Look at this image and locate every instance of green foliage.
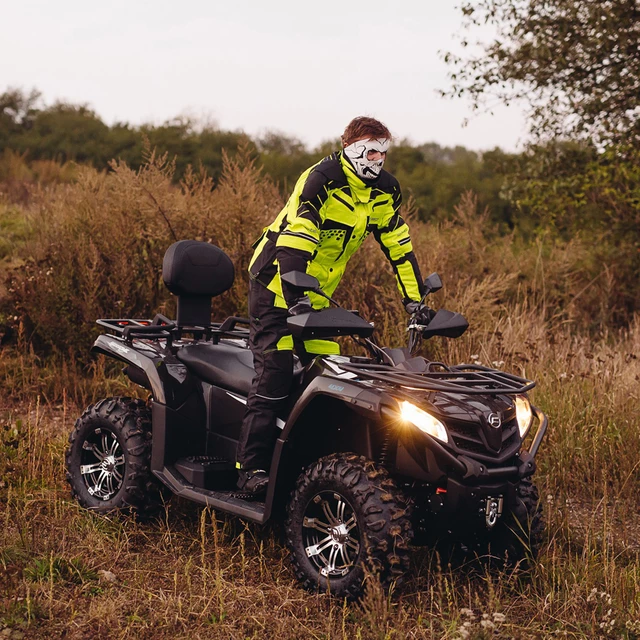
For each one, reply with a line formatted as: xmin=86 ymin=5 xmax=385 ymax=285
xmin=387 ymin=143 xmax=514 ymax=227
xmin=0 ymin=90 xmax=253 ymax=184
xmin=502 ymin=143 xmax=640 ymax=323
xmin=23 ymin=556 xmax=98 ymax=584
xmin=444 ymin=1 xmax=640 ymax=319
xmin=0 ymin=88 xmax=519 ymax=226
xmin=445 ymin=0 xmax=640 ymax=147
xmin=0 ymin=202 xmax=32 ymax=260
xmin=0 ymin=87 xmax=41 ymax=149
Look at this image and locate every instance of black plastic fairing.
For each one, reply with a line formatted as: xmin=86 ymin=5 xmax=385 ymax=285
xmin=150 ymin=395 xmax=207 ymax=471
xmin=287 ymin=308 xmax=374 ymax=339
xmin=421 ymin=309 xmax=468 ymax=339
xmin=92 ymin=334 xmax=206 ymax=409
xmin=278 ymin=375 xmax=382 ymax=444
xmin=123 ymin=364 xmax=151 ymax=390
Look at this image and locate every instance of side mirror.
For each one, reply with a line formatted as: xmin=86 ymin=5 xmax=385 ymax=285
xmin=280 ymin=271 xmax=321 ymax=293
xmin=424 ymin=272 xmax=443 ymax=295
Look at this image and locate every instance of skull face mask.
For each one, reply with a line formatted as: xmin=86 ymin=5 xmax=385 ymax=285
xmin=342 ymin=137 xmax=390 ymax=181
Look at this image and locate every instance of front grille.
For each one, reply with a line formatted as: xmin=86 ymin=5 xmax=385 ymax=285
xmin=452 ymin=438 xmax=487 ymax=455
xmin=447 ymin=417 xmax=521 ymax=463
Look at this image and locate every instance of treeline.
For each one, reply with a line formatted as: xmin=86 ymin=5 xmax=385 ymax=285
xmin=0 ymin=88 xmax=515 ymax=227
xmin=1 ymin=87 xmax=638 ymax=319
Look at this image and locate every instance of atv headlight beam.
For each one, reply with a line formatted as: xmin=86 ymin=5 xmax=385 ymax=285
xmin=514 ymin=395 xmax=533 ymax=438
xmin=400 ymin=401 xmax=448 ymax=444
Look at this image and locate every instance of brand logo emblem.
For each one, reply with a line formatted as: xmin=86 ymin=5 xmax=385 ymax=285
xmin=328 ymin=383 xmax=345 ymax=392
xmin=108 ymin=340 xmax=130 ymax=355
xmin=488 ymin=413 xmax=502 ymax=428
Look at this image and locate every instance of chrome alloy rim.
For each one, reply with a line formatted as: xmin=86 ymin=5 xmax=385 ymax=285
xmin=80 ymin=428 xmax=125 ymax=501
xmin=303 ymin=491 xmax=360 ymax=578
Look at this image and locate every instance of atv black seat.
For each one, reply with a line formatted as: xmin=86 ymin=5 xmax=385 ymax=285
xmin=163 ymin=240 xmax=235 ymax=328
xmin=176 ymin=341 xmax=304 ymax=396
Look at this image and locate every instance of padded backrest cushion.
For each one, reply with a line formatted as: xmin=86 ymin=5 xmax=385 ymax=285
xmin=163 ymin=240 xmax=235 ymax=297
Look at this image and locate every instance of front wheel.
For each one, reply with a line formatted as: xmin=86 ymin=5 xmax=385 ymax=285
xmin=285 ymin=453 xmax=412 ymax=599
xmin=65 ymin=397 xmax=167 ymax=517
xmin=484 ymin=478 xmax=544 ymax=567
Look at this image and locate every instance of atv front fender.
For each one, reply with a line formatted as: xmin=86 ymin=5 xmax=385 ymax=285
xmin=279 ymin=376 xmax=383 ymax=443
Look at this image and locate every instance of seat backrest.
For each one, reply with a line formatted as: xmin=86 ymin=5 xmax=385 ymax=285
xmin=162 ymin=240 xmax=235 ymax=327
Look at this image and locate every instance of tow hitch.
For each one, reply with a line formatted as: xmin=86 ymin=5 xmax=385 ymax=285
xmin=485 ymin=496 xmax=504 ymax=529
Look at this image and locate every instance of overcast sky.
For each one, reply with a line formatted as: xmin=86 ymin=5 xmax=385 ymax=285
xmin=1 ymin=0 xmax=528 ymax=151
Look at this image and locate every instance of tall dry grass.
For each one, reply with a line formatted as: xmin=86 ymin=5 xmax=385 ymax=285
xmin=2 ymin=154 xmax=625 ymax=358
xmin=1 ymin=151 xmax=639 ymax=638
xmin=0 ymin=149 xmax=77 ymax=204
xmin=1 ymin=150 xmax=639 ymax=496
xmin=3 ymin=144 xmax=279 ymax=356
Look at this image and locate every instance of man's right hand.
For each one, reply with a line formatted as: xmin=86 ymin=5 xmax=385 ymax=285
xmin=288 ymin=295 xmax=314 ymax=316
xmin=405 ymin=301 xmax=436 ymax=324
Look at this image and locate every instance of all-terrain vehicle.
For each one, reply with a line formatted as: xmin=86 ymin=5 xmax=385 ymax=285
xmin=66 ymin=240 xmax=547 ymax=598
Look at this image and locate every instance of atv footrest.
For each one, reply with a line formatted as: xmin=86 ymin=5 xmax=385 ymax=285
xmin=155 ymin=466 xmax=267 ymax=522
xmin=175 ymin=456 xmax=236 ymax=490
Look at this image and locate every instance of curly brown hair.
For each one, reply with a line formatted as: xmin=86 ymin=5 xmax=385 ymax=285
xmin=341 ymin=116 xmax=392 ymax=146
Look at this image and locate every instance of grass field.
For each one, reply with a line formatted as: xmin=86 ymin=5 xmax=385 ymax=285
xmin=1 ymin=395 xmax=639 ymax=639
xmin=1 ymin=156 xmax=639 ymax=638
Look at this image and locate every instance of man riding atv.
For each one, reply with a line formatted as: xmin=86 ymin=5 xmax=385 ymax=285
xmin=237 ymin=116 xmax=434 ymax=494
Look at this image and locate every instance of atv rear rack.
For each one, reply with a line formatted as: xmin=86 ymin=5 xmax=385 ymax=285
xmin=339 ymin=361 xmax=535 ymax=395
xmin=96 ymin=315 xmax=250 ymax=343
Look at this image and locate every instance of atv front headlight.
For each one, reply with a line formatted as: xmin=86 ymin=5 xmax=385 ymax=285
xmin=514 ymin=395 xmax=533 ymax=438
xmin=400 ymin=401 xmax=448 ymax=444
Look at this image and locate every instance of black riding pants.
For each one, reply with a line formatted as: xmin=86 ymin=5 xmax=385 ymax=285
xmin=236 ymin=280 xmax=339 ymax=471
xmin=236 ymin=281 xmax=297 ymax=471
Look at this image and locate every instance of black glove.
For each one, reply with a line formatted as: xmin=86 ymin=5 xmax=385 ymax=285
xmin=404 ymin=301 xmax=436 ymax=324
xmin=288 ymin=295 xmax=314 ymax=316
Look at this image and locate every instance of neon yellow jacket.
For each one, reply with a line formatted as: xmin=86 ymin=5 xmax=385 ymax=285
xmin=249 ymin=151 xmax=424 ymax=310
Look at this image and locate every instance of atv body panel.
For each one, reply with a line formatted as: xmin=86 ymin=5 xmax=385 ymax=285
xmin=91 ymin=327 xmax=546 ymax=531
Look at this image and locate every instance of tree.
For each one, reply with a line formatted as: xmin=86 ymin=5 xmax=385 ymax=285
xmin=0 ymin=87 xmax=41 ymax=147
xmin=444 ymin=0 xmax=640 ymax=147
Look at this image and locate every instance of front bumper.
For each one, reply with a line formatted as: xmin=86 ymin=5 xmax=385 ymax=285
xmin=387 ymin=403 xmax=548 ymax=487
xmin=416 ymin=408 xmax=547 ymax=520
xmin=419 ymin=406 xmax=548 ymax=483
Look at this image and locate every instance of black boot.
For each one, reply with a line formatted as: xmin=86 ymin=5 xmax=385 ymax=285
xmin=237 ymin=469 xmax=269 ymax=495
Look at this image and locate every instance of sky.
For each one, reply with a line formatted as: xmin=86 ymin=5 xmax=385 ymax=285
xmin=1 ymin=0 xmax=529 ymax=151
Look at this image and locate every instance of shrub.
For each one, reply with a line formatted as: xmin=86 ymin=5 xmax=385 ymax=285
xmin=4 ymin=144 xmax=280 ymax=357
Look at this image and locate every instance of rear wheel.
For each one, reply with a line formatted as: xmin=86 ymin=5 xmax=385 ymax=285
xmin=65 ymin=397 xmax=167 ymax=517
xmin=285 ymin=453 xmax=412 ymax=599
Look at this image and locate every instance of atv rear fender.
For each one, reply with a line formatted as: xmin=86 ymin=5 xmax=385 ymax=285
xmin=92 ymin=335 xmax=208 ymax=470
xmin=92 ymin=335 xmax=166 ymax=401
xmin=91 ymin=334 xmax=204 ymax=409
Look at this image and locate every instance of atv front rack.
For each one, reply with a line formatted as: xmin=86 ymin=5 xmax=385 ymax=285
xmin=339 ymin=361 xmax=535 ymax=395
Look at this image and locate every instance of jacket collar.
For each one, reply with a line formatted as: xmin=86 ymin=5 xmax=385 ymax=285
xmin=339 ymin=151 xmax=372 ymax=203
